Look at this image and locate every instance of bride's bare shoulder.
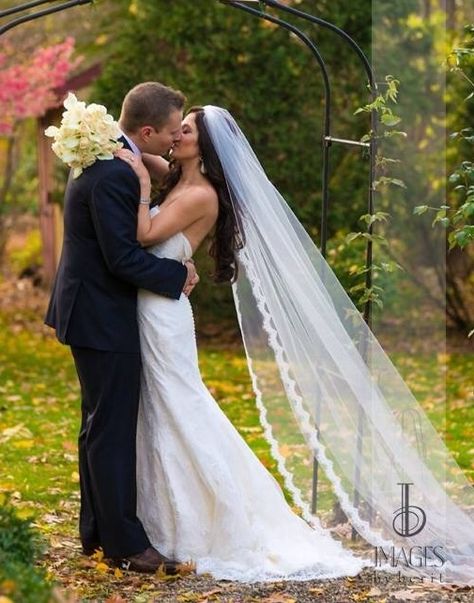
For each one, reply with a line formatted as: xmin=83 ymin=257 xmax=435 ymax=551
xmin=185 ymin=183 xmax=219 ymax=217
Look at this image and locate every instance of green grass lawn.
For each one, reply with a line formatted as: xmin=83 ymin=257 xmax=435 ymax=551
xmin=0 ymin=309 xmax=472 ymax=600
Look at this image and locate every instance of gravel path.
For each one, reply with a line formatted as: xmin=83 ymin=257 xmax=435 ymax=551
xmin=47 ymin=545 xmax=474 ymax=603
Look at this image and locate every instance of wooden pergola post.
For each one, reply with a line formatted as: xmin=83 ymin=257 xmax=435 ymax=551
xmin=36 ymin=63 xmax=101 ymax=285
xmin=37 ymin=113 xmax=59 ymax=285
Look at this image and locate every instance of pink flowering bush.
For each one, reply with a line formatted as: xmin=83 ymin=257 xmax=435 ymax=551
xmin=0 ymin=37 xmax=80 ymax=136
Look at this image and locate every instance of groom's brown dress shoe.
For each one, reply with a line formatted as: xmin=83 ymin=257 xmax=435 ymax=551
xmin=115 ymin=546 xmax=179 ymax=574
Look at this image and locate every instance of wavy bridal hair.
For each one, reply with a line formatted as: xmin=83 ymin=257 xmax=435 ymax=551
xmin=156 ymin=106 xmax=244 ymax=283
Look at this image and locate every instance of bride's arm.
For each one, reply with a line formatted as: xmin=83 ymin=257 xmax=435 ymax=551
xmin=115 ymin=148 xmax=217 ymax=246
xmin=137 ymin=189 xmax=217 ymax=246
xmin=141 ymin=153 xmax=169 ymax=183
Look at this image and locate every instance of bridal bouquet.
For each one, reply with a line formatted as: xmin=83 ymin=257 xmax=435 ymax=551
xmin=45 ymin=92 xmax=122 ymax=178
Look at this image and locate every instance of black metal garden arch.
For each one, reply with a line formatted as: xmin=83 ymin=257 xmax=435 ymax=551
xmin=0 ymin=0 xmax=92 ymax=36
xmin=2 ymin=0 xmax=380 ymax=537
xmin=219 ymin=1 xmax=380 ymax=534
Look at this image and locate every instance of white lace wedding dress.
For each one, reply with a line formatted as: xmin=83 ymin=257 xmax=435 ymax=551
xmin=135 ymin=207 xmax=368 ymax=583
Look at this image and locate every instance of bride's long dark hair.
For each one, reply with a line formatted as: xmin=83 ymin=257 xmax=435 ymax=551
xmin=155 ymin=106 xmax=243 ymax=283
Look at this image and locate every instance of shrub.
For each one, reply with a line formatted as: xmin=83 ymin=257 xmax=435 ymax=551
xmin=0 ymin=504 xmax=52 ymax=603
xmin=8 ymin=229 xmax=42 ymax=276
xmin=0 ymin=560 xmax=51 ymax=603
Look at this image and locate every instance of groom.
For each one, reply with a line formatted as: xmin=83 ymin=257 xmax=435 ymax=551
xmin=45 ymin=82 xmax=197 ymax=573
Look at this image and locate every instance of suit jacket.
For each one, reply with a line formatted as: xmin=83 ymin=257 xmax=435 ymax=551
xmin=45 ymin=139 xmax=187 ymax=353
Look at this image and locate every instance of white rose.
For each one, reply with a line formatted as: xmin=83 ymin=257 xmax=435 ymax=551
xmin=44 ymin=93 xmax=122 ymax=178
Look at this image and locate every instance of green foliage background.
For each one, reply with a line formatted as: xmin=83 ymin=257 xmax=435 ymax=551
xmin=2 ymin=0 xmax=471 ymax=330
xmin=91 ymin=0 xmax=375 ymax=318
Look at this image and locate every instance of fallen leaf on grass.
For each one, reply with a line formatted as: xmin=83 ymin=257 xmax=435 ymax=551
xmin=352 ymin=592 xmax=387 ymax=603
xmin=176 ymin=560 xmax=197 ymax=576
xmin=42 ymin=513 xmax=63 ymax=524
xmin=0 ymin=423 xmax=32 ymax=443
xmin=49 ymin=536 xmax=67 ymax=549
xmin=177 ymin=593 xmax=205 ymax=602
xmin=50 ymin=587 xmax=80 ymax=603
xmin=390 ymin=590 xmax=426 ymax=601
xmin=91 ymin=548 xmax=104 ymax=562
xmin=176 ymin=591 xmax=224 ymax=603
xmin=95 ymin=562 xmax=110 ymax=574
xmin=0 ymin=581 xmax=16 ymax=595
xmin=416 ymin=581 xmax=472 ymax=592
xmin=13 ymin=439 xmax=35 ymax=449
xmin=352 ymin=593 xmax=370 ymax=601
xmin=367 ymin=587 xmax=383 ymax=597
xmin=155 ymin=564 xmax=182 ymax=581
xmin=198 ymin=588 xmax=224 ymax=602
xmin=77 ymin=557 xmax=96 ymax=569
xmin=260 ymin=594 xmax=296 ymax=603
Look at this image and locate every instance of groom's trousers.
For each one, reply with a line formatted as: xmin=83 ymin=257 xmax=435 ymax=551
xmin=71 ymin=346 xmax=151 ymax=558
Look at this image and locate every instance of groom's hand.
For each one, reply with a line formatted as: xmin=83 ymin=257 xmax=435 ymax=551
xmin=183 ymin=261 xmax=199 ymax=297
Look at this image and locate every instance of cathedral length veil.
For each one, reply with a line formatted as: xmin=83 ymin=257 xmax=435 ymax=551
xmin=202 ymin=105 xmax=474 ymax=585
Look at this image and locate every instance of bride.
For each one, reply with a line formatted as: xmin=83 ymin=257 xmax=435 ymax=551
xmin=117 ymin=105 xmax=474 ymax=585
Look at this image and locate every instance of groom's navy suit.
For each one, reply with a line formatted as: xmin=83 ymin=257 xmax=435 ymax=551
xmin=45 ymin=139 xmax=187 ymax=557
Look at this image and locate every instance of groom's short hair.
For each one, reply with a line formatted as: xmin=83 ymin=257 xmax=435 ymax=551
xmin=120 ymin=82 xmax=186 ymax=133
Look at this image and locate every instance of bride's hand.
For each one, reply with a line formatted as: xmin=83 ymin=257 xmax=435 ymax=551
xmin=115 ymin=148 xmax=151 ymax=199
xmin=115 ymin=149 xmax=150 ymax=183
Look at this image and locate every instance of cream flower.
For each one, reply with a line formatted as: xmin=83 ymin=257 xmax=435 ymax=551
xmin=45 ymin=92 xmax=123 ymax=178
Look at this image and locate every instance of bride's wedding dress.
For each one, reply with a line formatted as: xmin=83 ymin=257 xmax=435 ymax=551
xmin=135 ymin=206 xmax=368 ymax=582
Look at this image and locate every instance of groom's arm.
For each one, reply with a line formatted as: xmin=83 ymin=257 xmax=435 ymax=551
xmin=89 ymin=168 xmax=188 ymax=299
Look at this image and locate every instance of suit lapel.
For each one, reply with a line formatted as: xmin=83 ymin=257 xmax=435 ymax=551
xmin=119 ymin=136 xmax=133 ymax=152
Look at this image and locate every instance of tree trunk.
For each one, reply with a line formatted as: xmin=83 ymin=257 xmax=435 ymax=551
xmin=0 ymin=126 xmax=18 ymax=257
xmin=424 ymin=0 xmax=432 ymax=20
xmin=37 ymin=116 xmax=58 ymax=286
xmin=446 ymin=0 xmax=456 ymax=30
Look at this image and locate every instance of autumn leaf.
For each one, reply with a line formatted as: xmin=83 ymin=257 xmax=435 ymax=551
xmin=391 ymin=590 xmax=426 ymax=601
xmin=95 ymin=562 xmax=110 ymax=574
xmin=50 ymin=587 xmax=80 ymax=603
xmin=260 ymin=594 xmax=296 ymax=603
xmin=351 ymin=593 xmax=369 ymax=602
xmin=91 ymin=548 xmax=104 ymax=562
xmin=0 ymin=302 xmax=472 ymax=602
xmin=12 ymin=439 xmax=35 ymax=449
xmin=0 ymin=580 xmax=16 ymax=595
xmin=155 ymin=564 xmax=182 ymax=582
xmin=0 ymin=423 xmax=33 ymax=443
xmin=176 ymin=593 xmax=204 ymax=602
xmin=176 ymin=560 xmax=197 ymax=576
